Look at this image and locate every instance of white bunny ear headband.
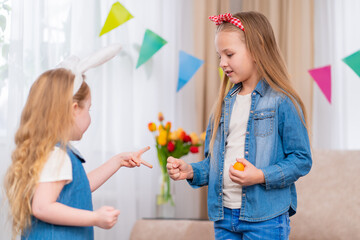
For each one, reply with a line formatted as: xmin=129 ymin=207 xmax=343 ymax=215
xmin=57 ymin=43 xmax=122 ymax=95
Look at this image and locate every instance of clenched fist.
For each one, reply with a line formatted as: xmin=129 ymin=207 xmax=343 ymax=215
xmin=166 ymin=157 xmax=194 ymax=180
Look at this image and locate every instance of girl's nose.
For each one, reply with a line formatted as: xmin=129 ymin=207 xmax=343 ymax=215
xmin=219 ymin=59 xmax=228 ymax=68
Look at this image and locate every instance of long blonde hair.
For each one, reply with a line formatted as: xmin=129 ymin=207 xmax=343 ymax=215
xmin=209 ymin=11 xmax=308 ymax=155
xmin=4 ymin=68 xmax=90 ymax=238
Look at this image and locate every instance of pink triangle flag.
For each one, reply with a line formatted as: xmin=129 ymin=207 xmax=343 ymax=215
xmin=308 ymin=65 xmax=332 ymax=103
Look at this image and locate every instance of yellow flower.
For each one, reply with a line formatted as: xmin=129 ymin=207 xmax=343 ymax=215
xmin=169 ymin=131 xmax=178 ymax=141
xmin=200 ymin=131 xmax=206 ymax=142
xmin=158 ymin=130 xmax=168 ymax=146
xmin=158 ymin=124 xmax=165 ymax=132
xmin=189 ymin=132 xmax=199 ymax=145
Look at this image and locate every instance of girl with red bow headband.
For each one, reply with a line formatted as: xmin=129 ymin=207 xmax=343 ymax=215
xmin=167 ymin=12 xmax=311 ymax=240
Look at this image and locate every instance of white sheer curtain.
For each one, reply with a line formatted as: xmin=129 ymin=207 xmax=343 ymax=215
xmin=0 ymin=0 xmax=201 ymax=239
xmin=312 ymin=0 xmax=360 ymax=150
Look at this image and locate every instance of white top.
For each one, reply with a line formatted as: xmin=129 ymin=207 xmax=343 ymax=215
xmin=223 ymin=93 xmax=251 ymax=209
xmin=39 ymin=146 xmax=72 ymax=184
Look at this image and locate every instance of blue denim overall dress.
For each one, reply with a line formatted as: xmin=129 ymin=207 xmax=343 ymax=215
xmin=22 ymin=145 xmax=94 ymax=240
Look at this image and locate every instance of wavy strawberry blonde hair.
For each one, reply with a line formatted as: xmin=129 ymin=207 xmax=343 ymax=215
xmin=209 ymin=11 xmax=308 ymax=155
xmin=4 ymin=68 xmax=90 ymax=238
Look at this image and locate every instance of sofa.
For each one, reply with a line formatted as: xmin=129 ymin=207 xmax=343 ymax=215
xmin=290 ymin=150 xmax=360 ymax=239
xmin=130 ymin=150 xmax=360 ymax=240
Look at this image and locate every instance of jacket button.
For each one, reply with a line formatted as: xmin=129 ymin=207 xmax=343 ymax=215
xmin=220 ymin=172 xmax=223 ymax=175
xmin=253 ymin=92 xmax=256 ymax=95
xmin=245 ymin=151 xmax=248 ymax=154
xmin=219 ymin=193 xmax=222 ymax=196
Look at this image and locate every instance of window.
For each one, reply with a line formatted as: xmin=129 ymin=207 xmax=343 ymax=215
xmin=0 ymin=0 xmax=10 ymax=136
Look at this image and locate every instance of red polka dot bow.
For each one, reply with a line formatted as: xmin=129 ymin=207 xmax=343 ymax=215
xmin=208 ymin=13 xmax=245 ymax=32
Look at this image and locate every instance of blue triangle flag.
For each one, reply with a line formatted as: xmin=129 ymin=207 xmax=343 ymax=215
xmin=177 ymin=50 xmax=204 ymax=92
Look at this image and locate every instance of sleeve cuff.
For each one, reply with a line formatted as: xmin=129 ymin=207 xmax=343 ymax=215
xmin=186 ymin=162 xmax=206 ymax=188
xmin=261 ymin=164 xmax=285 ymax=190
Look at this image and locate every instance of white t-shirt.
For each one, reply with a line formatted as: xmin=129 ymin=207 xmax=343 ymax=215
xmin=223 ymin=93 xmax=251 ymax=209
xmin=39 ymin=146 xmax=72 ymax=184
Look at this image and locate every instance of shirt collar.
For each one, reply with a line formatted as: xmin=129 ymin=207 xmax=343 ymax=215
xmin=68 ymin=143 xmax=86 ymax=163
xmin=254 ymin=78 xmax=268 ymax=97
xmin=56 ymin=142 xmax=86 ymax=163
xmin=229 ymin=83 xmax=242 ymax=97
xmin=229 ymin=78 xmax=269 ymax=97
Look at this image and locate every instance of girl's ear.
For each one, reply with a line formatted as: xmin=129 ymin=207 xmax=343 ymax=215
xmin=72 ymin=102 xmax=79 ymax=116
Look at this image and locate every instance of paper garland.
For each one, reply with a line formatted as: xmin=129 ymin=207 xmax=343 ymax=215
xmin=99 ymin=2 xmax=360 ymax=100
xmin=309 ymin=49 xmax=360 ymax=104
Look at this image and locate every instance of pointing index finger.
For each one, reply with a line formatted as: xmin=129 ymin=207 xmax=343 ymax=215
xmin=137 ymin=146 xmax=151 ymax=156
xmin=141 ymin=159 xmax=153 ymax=169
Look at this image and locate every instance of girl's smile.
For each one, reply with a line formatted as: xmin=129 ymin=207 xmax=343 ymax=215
xmin=225 ymin=70 xmax=233 ymax=77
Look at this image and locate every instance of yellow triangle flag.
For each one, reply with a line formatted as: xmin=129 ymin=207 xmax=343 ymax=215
xmin=99 ymin=2 xmax=133 ymax=36
xmin=218 ymin=67 xmax=224 ymax=80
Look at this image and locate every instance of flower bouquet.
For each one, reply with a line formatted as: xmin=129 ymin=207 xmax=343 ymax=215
xmin=148 ymin=112 xmax=205 ymax=208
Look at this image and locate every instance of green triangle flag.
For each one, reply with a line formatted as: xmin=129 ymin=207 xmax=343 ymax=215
xmin=99 ymin=2 xmax=133 ymax=36
xmin=343 ymin=50 xmax=360 ymax=77
xmin=136 ymin=29 xmax=167 ymax=69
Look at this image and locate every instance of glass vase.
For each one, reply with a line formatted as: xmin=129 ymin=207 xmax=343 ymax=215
xmin=156 ymin=172 xmax=175 ymax=218
xmin=156 ymin=148 xmax=175 ymax=218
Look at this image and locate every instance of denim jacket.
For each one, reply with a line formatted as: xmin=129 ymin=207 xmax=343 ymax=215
xmin=188 ymin=79 xmax=312 ymax=222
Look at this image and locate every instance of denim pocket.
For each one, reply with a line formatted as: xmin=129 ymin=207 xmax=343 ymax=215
xmin=254 ymin=110 xmax=275 ymax=137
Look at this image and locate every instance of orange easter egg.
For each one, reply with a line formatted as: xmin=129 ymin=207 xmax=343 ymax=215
xmin=233 ymin=162 xmax=245 ymax=171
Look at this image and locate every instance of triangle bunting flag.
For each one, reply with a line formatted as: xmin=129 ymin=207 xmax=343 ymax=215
xmin=308 ymin=65 xmax=332 ymax=103
xmin=177 ymin=50 xmax=204 ymax=92
xmin=343 ymin=50 xmax=360 ymax=77
xmin=99 ymin=2 xmax=133 ymax=36
xmin=136 ymin=29 xmax=167 ymax=69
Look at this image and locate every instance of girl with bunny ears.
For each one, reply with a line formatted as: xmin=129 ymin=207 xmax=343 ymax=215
xmin=166 ymin=12 xmax=312 ymax=239
xmin=4 ymin=44 xmax=152 ymax=240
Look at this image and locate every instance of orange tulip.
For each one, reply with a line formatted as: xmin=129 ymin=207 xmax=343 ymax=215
xmin=148 ymin=122 xmax=157 ymax=132
xmin=165 ymin=122 xmax=172 ymax=131
xmin=176 ymin=128 xmax=186 ymax=140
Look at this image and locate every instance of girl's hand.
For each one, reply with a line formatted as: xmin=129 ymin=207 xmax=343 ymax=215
xmin=94 ymin=206 xmax=120 ymax=229
xmin=229 ymin=158 xmax=265 ymax=186
xmin=118 ymin=146 xmax=152 ymax=168
xmin=166 ymin=157 xmax=194 ymax=180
